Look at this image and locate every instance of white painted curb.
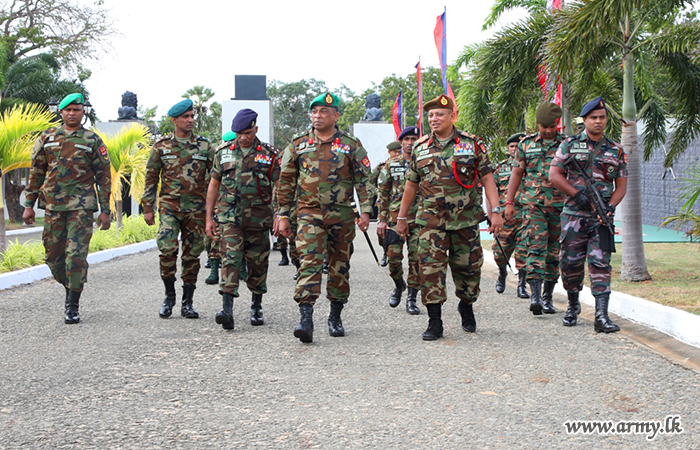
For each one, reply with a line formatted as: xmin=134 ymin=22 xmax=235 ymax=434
xmin=0 ymin=239 xmax=157 ymax=291
xmin=6 ymin=226 xmax=43 ymax=236
xmin=483 ymin=248 xmax=700 ymax=349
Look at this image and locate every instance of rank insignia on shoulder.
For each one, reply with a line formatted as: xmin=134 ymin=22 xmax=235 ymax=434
xmin=362 ymin=156 xmax=371 ymax=168
xmin=454 ymin=143 xmax=474 ymax=156
xmin=255 ymin=154 xmax=272 ymax=165
xmin=332 ymin=143 xmax=351 ymax=154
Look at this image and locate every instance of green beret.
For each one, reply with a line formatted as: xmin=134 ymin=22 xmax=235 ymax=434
xmin=168 ymin=99 xmax=194 ymax=117
xmin=386 ymin=141 xmax=401 ymax=151
xmin=535 ymin=102 xmax=562 ymax=127
xmin=58 ymin=93 xmax=84 ymax=111
xmin=309 ymin=92 xmax=339 ymax=110
xmin=222 ymin=131 xmax=237 ymax=142
xmin=506 ymin=133 xmax=525 ymax=145
xmin=423 ymin=94 xmax=454 ymax=112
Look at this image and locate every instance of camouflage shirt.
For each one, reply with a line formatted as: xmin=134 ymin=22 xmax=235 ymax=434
xmin=377 ymin=155 xmax=419 ymax=224
xmin=368 ymin=161 xmax=386 ymax=198
xmin=142 ymin=133 xmax=213 ymax=214
xmin=493 ymin=156 xmax=524 ymax=207
xmin=211 ymin=137 xmax=280 ymax=229
xmin=277 ymin=127 xmax=372 ymax=219
xmin=552 ymin=130 xmax=628 ymax=217
xmin=24 ymin=126 xmax=111 ymax=212
xmin=514 ymin=132 xmax=565 ymax=208
xmin=406 ymin=128 xmax=492 ymax=230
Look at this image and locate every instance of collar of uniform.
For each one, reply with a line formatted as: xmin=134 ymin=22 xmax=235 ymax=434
xmin=312 ymin=126 xmax=341 ymax=144
xmin=430 ymin=126 xmax=458 ymax=149
xmin=580 ymin=130 xmax=607 ymax=146
xmin=236 ymin=136 xmax=262 ymax=155
xmin=171 ymin=133 xmax=197 ymax=147
xmin=59 ymin=126 xmax=84 ymax=138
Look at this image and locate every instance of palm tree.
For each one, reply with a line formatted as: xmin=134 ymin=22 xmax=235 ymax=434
xmin=95 ymin=123 xmax=152 ymax=229
xmin=0 ymin=103 xmax=56 ymax=252
xmin=547 ymin=0 xmax=700 ymax=281
xmin=660 ymin=163 xmax=700 ymax=240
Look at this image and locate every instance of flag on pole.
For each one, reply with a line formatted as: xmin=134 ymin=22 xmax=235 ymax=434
xmin=416 ymin=59 xmax=424 ymax=136
xmin=392 ymin=90 xmax=403 ymax=138
xmin=433 ymin=7 xmax=457 ymax=120
xmin=541 ymin=1 xmax=562 ymax=108
xmin=546 ymin=0 xmax=562 ymax=12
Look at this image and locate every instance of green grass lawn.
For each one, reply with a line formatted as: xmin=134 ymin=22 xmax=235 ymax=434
xmin=5 ymin=217 xmax=44 ymax=230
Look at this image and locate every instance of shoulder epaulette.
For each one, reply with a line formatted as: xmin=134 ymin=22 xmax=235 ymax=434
xmin=262 ymin=142 xmax=280 ymax=155
xmin=415 ymin=135 xmax=430 ymax=146
xmin=339 ymin=130 xmax=359 ymax=143
xmin=215 ymin=141 xmax=232 ymax=151
xmin=156 ymin=134 xmax=174 ymax=144
xmin=293 ymin=130 xmax=310 ymax=141
xmin=196 ymin=135 xmax=209 ymax=142
xmin=523 ymin=132 xmax=539 ymax=141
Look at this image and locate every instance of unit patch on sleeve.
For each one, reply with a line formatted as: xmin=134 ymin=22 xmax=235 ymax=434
xmin=362 ymin=156 xmax=371 ymax=168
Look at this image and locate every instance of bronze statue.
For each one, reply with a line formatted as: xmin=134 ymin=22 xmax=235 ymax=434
xmin=117 ymin=91 xmax=139 ymax=120
xmin=363 ymin=93 xmax=383 ymax=121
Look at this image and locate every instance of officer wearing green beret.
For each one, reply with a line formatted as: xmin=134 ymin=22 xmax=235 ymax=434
xmin=277 ymin=92 xmax=373 ymax=343
xmin=23 ymin=93 xmax=112 ymax=324
xmin=397 ymin=95 xmax=503 ymax=340
xmin=142 ymin=98 xmax=214 ymax=320
xmin=505 ymin=102 xmax=566 ymax=317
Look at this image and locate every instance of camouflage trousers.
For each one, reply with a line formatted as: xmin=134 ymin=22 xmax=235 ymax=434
xmin=523 ymin=204 xmax=562 ymax=282
xmin=220 ymin=223 xmax=270 ymax=297
xmin=42 ymin=209 xmax=94 ymax=292
xmin=156 ymin=208 xmax=206 ymax=283
xmin=559 ymin=213 xmax=612 ymax=295
xmin=387 ymin=221 xmax=420 ymax=289
xmin=295 ymin=208 xmax=355 ymax=305
xmin=419 ymin=225 xmax=483 ymax=305
xmin=492 ymin=208 xmax=527 ymax=271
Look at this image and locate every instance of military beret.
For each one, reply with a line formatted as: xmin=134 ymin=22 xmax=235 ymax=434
xmin=423 ymin=94 xmax=454 ymax=112
xmin=168 ymin=99 xmax=194 ymax=118
xmin=222 ymin=131 xmax=237 ymax=142
xmin=580 ymin=96 xmax=606 ymax=118
xmin=231 ymin=108 xmax=258 ymax=133
xmin=386 ymin=141 xmax=401 ymax=151
xmin=398 ymin=126 xmax=420 ymax=141
xmin=535 ymin=102 xmax=563 ymax=126
xmin=506 ymin=133 xmax=525 ymax=145
xmin=58 ymin=93 xmax=84 ymax=111
xmin=309 ymin=92 xmax=340 ymax=110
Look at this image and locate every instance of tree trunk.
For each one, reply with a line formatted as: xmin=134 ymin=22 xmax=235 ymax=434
xmin=116 ymin=200 xmax=123 ymax=229
xmin=4 ymin=170 xmax=26 ymax=223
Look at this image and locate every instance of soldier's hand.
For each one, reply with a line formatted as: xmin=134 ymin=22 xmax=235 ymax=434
xmin=272 ymin=217 xmax=281 ymax=236
xmin=397 ymin=219 xmax=407 ymax=240
xmin=377 ymin=220 xmax=388 ymax=239
xmin=278 ymin=217 xmax=291 ymax=238
xmin=488 ymin=212 xmax=504 ymax=235
xmin=505 ymin=204 xmax=516 ymax=222
xmin=144 ymin=211 xmax=155 ymax=226
xmin=22 ymin=207 xmax=35 ymax=225
xmin=98 ymin=212 xmax=111 ymax=230
xmin=573 ymin=190 xmax=593 ymax=211
xmin=205 ymin=218 xmax=218 ymax=239
xmin=356 ymin=213 xmax=370 ymax=233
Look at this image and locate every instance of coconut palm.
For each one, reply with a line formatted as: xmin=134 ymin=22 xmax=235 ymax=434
xmin=0 ymin=103 xmax=56 ymax=252
xmin=95 ymin=123 xmax=152 ymax=229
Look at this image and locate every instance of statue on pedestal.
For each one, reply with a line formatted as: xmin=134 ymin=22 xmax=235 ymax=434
xmin=117 ymin=91 xmax=139 ymax=120
xmin=363 ymin=93 xmax=383 ymax=121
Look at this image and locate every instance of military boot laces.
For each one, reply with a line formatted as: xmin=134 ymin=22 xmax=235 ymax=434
xmin=517 ymin=269 xmax=530 ymax=299
xmin=292 ymin=258 xmax=301 ymax=281
xmin=458 ymin=300 xmax=476 ymax=333
xmin=594 ymin=293 xmax=620 ymax=333
xmin=541 ymin=280 xmax=557 ymax=314
xmin=406 ymin=287 xmax=420 ymax=315
xmin=495 ymin=266 xmax=507 ymax=294
xmin=181 ymin=283 xmax=199 ymax=318
xmin=159 ymin=277 xmax=177 ymax=318
xmin=528 ymin=279 xmax=543 ymax=315
xmin=563 ymin=291 xmax=580 ymax=327
xmin=389 ymin=278 xmax=407 ymax=308
xmin=279 ymin=248 xmax=290 ymax=266
xmin=251 ymin=293 xmax=264 ymax=326
xmin=422 ymin=304 xmax=443 ymax=341
xmin=205 ymin=258 xmax=220 ymax=285
xmin=328 ymin=301 xmax=345 ymax=337
xmin=294 ymin=303 xmax=314 ymax=343
xmin=215 ymin=293 xmax=235 ymax=330
xmin=64 ymin=290 xmax=81 ymax=324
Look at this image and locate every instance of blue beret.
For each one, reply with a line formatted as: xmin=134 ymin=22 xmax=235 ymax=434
xmin=580 ymin=96 xmax=606 ymax=118
xmin=231 ymin=108 xmax=258 ymax=133
xmin=168 ymin=99 xmax=194 ymax=117
xmin=58 ymin=93 xmax=84 ymax=110
xmin=398 ymin=126 xmax=420 ymax=141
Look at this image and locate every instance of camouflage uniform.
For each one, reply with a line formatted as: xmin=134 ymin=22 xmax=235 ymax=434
xmin=142 ymin=133 xmax=213 ymax=283
xmin=24 ymin=126 xmax=111 ymax=292
xmin=211 ymin=137 xmax=279 ymax=297
xmin=277 ymin=127 xmax=372 ymax=306
xmin=514 ymin=132 xmax=566 ymax=282
xmin=552 ymin=131 xmax=627 ymax=295
xmin=492 ymin=156 xmax=527 ymax=271
xmin=405 ymin=129 xmax=492 ymax=306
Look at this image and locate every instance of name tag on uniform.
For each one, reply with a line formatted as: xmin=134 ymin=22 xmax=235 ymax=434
xmin=501 ymin=169 xmax=512 ymax=176
xmin=45 ymin=142 xmax=60 ymax=148
xmin=255 ymin=154 xmax=272 ymax=164
xmin=163 ymin=149 xmax=172 ymax=155
xmin=416 ymin=149 xmax=433 ymax=161
xmin=331 ymin=143 xmax=351 ymax=154
xmin=571 ymin=142 xmax=588 ymax=154
xmin=162 ymin=154 xmax=177 ymax=160
xmin=75 ymin=144 xmax=92 ymax=152
xmin=525 ymin=145 xmax=541 ymax=154
xmin=297 ymin=147 xmax=315 ymax=154
xmin=454 ymin=143 xmax=474 ymax=155
xmin=193 ymin=154 xmax=208 ymax=161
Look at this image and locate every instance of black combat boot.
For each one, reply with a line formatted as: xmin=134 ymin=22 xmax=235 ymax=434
xmin=458 ymin=300 xmax=476 ymax=332
xmin=328 ymin=301 xmax=345 ymax=337
xmin=422 ymin=304 xmax=443 ymax=341
xmin=251 ymin=293 xmax=264 ymax=326
xmin=204 ymin=258 xmax=212 ymax=268
xmin=517 ymin=269 xmax=530 ymax=298
xmin=215 ymin=293 xmax=234 ymax=330
xmin=562 ymin=291 xmax=580 ymax=327
xmin=65 ymin=289 xmax=81 ymax=324
xmin=528 ymin=279 xmax=543 ymax=315
xmin=389 ymin=277 xmax=407 ymax=308
xmin=181 ymin=283 xmax=199 ymax=318
xmin=292 ymin=258 xmax=301 ymax=281
xmin=594 ymin=293 xmax=620 ymax=333
xmin=205 ymin=258 xmax=220 ymax=285
xmin=294 ymin=303 xmax=314 ymax=343
xmin=541 ymin=280 xmax=557 ymax=314
xmin=279 ymin=248 xmax=290 ymax=266
xmin=159 ymin=277 xmax=177 ymax=318
xmin=406 ymin=287 xmax=420 ymax=315
xmin=380 ymin=251 xmax=388 ymax=267
xmin=495 ymin=265 xmax=507 ymax=294
xmin=322 ymin=255 xmax=329 ymax=274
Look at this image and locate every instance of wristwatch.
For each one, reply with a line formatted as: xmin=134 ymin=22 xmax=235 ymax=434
xmin=491 ymin=206 xmax=503 ymax=214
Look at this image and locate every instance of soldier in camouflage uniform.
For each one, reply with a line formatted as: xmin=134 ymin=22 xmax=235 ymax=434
xmin=369 ymin=159 xmax=387 ymax=266
xmin=492 ymin=133 xmax=529 ymax=298
xmin=377 ymin=127 xmax=421 ymax=314
xmin=277 ymin=92 xmax=372 ymax=343
xmin=205 ymin=109 xmax=280 ymax=330
xmin=23 ymin=93 xmax=112 ymax=324
xmin=550 ymin=97 xmax=627 ymax=333
xmin=505 ymin=103 xmax=565 ymax=316
xmin=142 ymin=99 xmax=214 ymax=320
xmin=397 ymin=95 xmax=503 ymax=340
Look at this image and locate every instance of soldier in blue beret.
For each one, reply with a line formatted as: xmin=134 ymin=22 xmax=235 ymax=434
xmin=398 ymin=126 xmax=420 ymax=141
